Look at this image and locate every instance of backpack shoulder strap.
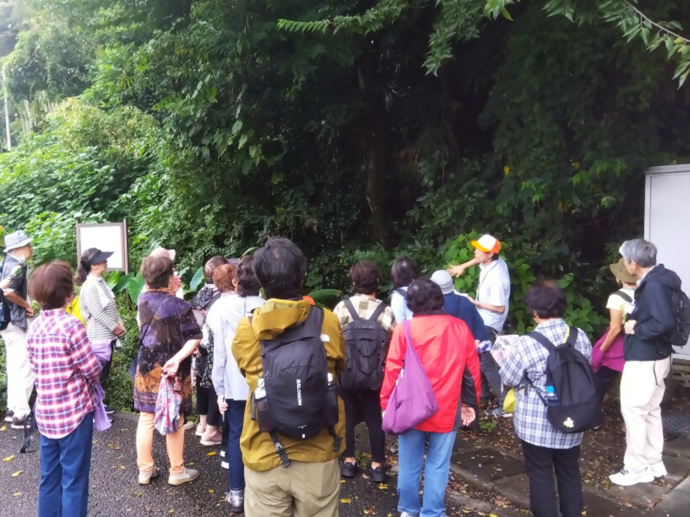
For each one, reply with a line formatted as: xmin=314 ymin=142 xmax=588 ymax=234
xmin=343 ymin=298 xmax=361 ymax=321
xmin=369 ymin=301 xmax=388 ymax=323
xmin=565 ymin=326 xmax=579 ymax=347
xmin=614 ymin=290 xmax=633 ymax=303
xmin=528 ymin=331 xmax=557 ymax=352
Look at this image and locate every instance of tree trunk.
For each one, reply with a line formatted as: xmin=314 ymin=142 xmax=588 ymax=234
xmin=357 ymin=44 xmax=396 ymax=250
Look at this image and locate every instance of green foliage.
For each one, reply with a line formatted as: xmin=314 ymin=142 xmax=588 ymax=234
xmin=1 ymin=0 xmax=690 ymax=388
xmin=480 ymin=419 xmax=498 ymax=433
xmin=0 ymin=98 xmax=156 ymax=265
xmin=189 ymin=267 xmax=205 ymax=292
xmin=3 ymin=8 xmax=96 ymax=101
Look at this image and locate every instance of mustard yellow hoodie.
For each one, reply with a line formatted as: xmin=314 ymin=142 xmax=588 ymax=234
xmin=232 ymin=299 xmax=346 ymax=472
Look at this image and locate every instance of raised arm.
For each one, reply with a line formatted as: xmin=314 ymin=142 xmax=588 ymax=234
xmin=447 ymin=257 xmax=480 ymax=278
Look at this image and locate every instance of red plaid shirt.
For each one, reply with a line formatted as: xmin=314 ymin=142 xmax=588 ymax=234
xmin=27 ymin=309 xmax=102 ymax=439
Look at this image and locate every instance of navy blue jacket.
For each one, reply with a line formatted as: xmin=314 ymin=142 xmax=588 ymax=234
xmin=625 ymin=264 xmax=679 ymax=362
xmin=442 ymin=293 xmax=487 ymax=342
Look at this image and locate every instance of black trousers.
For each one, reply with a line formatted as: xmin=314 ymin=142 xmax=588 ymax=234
xmin=99 ymin=340 xmax=116 ymax=387
xmin=196 ymin=379 xmax=223 ymax=428
xmin=341 ymin=389 xmax=386 ymax=464
xmin=521 ymin=440 xmax=583 ymax=517
xmin=593 ymin=366 xmax=620 ymax=401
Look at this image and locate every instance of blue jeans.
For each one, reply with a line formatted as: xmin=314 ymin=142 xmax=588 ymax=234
xmin=39 ymin=412 xmax=94 ymax=517
xmin=227 ymin=399 xmax=246 ymax=490
xmin=398 ymin=429 xmax=455 ymax=517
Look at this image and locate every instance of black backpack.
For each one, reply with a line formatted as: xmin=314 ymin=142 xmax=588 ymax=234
xmin=0 ymin=289 xmax=10 ymax=331
xmin=340 ymin=299 xmax=391 ymax=392
xmin=527 ymin=327 xmax=603 ymax=433
xmin=252 ymin=306 xmax=341 ymax=467
xmin=669 ymin=288 xmax=690 ymax=348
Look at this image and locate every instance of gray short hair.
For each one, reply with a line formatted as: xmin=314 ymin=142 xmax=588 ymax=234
xmin=619 ymin=239 xmax=657 ymax=268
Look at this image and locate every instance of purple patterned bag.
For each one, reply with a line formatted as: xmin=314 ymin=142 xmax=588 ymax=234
xmin=154 ymin=374 xmax=182 ymax=435
xmin=382 ymin=320 xmax=439 ymax=435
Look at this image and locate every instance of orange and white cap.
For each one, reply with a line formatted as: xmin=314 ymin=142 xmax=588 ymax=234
xmin=471 ymin=234 xmax=501 ymax=254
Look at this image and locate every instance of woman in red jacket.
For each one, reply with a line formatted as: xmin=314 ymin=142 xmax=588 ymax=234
xmin=381 ymin=278 xmax=481 ymax=517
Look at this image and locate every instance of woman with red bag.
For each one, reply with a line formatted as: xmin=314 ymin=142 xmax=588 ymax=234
xmin=381 ymin=278 xmax=481 ymax=517
xmin=591 ymin=259 xmax=638 ymax=401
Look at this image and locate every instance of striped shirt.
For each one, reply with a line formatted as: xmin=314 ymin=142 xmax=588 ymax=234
xmin=80 ymin=276 xmax=121 ymax=343
xmin=500 ymin=319 xmax=592 ymax=449
xmin=333 ymin=294 xmax=397 ymax=333
xmin=27 ymin=310 xmax=102 ymax=439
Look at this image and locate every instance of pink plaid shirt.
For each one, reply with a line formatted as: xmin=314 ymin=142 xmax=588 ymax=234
xmin=27 ymin=309 xmax=102 ymax=439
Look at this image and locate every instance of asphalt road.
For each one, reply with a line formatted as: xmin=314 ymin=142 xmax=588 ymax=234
xmin=0 ymin=415 xmax=480 ymax=517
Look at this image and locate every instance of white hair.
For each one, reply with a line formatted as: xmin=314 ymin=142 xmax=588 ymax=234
xmin=619 ymin=239 xmax=657 ymax=268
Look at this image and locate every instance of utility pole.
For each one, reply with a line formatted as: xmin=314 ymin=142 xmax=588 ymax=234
xmin=3 ymin=64 xmax=10 ymax=151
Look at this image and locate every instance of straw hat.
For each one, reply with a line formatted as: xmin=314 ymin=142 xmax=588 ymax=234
xmin=610 ymin=258 xmax=638 ymax=285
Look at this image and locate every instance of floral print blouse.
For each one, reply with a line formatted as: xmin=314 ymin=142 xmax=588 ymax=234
xmin=134 ymin=291 xmax=202 ymax=415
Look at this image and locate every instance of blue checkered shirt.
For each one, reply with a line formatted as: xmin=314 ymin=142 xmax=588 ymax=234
xmin=500 ymin=319 xmax=592 ymax=449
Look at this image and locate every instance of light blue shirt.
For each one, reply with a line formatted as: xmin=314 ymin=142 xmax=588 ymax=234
xmin=210 ymin=293 xmax=264 ymax=401
xmin=390 ymin=287 xmax=413 ymax=323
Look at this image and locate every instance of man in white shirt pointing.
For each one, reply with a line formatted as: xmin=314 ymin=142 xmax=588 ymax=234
xmin=448 ymin=234 xmax=511 ymax=418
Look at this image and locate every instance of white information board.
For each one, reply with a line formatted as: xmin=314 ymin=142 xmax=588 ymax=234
xmin=76 ymin=221 xmax=129 ymax=273
xmin=645 ymin=165 xmax=690 ymax=359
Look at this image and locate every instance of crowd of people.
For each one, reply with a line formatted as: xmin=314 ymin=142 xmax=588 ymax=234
xmin=0 ymin=229 xmax=685 ymax=517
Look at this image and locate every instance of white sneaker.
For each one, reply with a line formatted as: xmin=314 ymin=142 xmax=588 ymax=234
xmin=138 ymin=467 xmax=160 ymax=485
xmin=200 ymin=427 xmax=222 ymax=446
xmin=195 ymin=424 xmax=206 ymax=437
xmin=183 ymin=420 xmax=195 ymax=431
xmin=609 ymin=468 xmax=654 ymax=486
xmin=650 ymin=461 xmax=667 ymax=478
xmin=485 ymin=407 xmax=513 ymax=419
xmin=168 ymin=468 xmax=200 ymax=486
xmin=221 ymin=461 xmax=229 ymax=470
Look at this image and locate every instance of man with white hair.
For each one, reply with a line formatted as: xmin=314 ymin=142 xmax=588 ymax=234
xmin=610 ymin=239 xmax=678 ymax=486
xmin=1 ymin=230 xmax=36 ymax=429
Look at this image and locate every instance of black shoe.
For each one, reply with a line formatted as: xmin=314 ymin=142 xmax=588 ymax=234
xmin=11 ymin=415 xmax=28 ymax=430
xmin=371 ymin=465 xmax=387 ymax=484
xmin=4 ymin=410 xmax=14 ymax=423
xmin=104 ymin=405 xmax=116 ymax=415
xmin=340 ymin=461 xmax=356 ymax=478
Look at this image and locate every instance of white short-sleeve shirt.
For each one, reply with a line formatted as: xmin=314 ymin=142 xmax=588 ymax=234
xmin=476 ymin=257 xmax=511 ymax=332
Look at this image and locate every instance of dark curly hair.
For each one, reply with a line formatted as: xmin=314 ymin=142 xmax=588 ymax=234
xmin=407 ymin=278 xmax=445 ymax=315
xmin=254 ymin=238 xmax=306 ymax=299
xmin=524 ymin=280 xmax=567 ymax=319
xmin=349 ymin=260 xmax=380 ymax=295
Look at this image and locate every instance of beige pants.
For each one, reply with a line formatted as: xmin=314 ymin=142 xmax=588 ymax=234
xmin=620 ymin=358 xmax=672 ymax=474
xmin=0 ymin=323 xmax=35 ymax=418
xmin=136 ymin=412 xmax=185 ymax=475
xmin=245 ymin=460 xmax=340 ymax=517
